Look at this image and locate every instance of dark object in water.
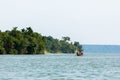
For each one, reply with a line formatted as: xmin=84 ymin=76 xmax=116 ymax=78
xmin=76 ymin=52 xmax=83 ymax=56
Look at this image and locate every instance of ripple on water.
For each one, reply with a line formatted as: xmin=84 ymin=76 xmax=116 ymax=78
xmin=0 ymin=54 xmax=120 ymax=80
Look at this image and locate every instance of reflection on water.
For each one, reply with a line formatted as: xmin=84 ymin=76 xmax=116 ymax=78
xmin=0 ymin=54 xmax=120 ymax=80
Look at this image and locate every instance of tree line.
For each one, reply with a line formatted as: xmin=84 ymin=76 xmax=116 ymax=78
xmin=0 ymin=27 xmax=82 ymax=54
xmin=45 ymin=36 xmax=82 ymax=53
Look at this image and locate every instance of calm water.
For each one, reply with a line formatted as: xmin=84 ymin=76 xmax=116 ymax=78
xmin=0 ymin=53 xmax=120 ymax=80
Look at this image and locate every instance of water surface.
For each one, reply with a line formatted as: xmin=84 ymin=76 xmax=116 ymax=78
xmin=0 ymin=53 xmax=120 ymax=80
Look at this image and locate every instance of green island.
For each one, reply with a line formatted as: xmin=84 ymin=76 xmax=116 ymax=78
xmin=0 ymin=27 xmax=82 ymax=54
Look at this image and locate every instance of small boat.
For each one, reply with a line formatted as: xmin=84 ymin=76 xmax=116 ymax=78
xmin=76 ymin=51 xmax=83 ymax=56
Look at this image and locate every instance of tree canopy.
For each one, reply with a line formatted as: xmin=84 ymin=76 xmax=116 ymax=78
xmin=0 ymin=27 xmax=45 ymax=54
xmin=0 ymin=27 xmax=83 ymax=54
xmin=45 ymin=36 xmax=83 ymax=53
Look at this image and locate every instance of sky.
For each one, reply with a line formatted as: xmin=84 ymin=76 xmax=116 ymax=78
xmin=0 ymin=0 xmax=120 ymax=45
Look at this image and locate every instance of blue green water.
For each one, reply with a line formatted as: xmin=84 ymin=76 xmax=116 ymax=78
xmin=0 ymin=54 xmax=120 ymax=80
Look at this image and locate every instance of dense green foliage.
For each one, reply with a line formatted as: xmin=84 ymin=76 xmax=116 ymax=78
xmin=0 ymin=27 xmax=82 ymax=54
xmin=45 ymin=36 xmax=82 ymax=53
xmin=0 ymin=27 xmax=45 ymax=54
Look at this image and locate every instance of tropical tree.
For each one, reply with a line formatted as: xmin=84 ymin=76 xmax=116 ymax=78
xmin=62 ymin=36 xmax=70 ymax=42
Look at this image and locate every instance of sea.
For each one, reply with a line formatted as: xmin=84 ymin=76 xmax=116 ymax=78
xmin=0 ymin=53 xmax=120 ymax=80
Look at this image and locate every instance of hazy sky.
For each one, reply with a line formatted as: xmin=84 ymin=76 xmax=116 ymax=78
xmin=0 ymin=0 xmax=120 ymax=45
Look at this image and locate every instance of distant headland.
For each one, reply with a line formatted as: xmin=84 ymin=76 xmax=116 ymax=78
xmin=0 ymin=27 xmax=83 ymax=54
